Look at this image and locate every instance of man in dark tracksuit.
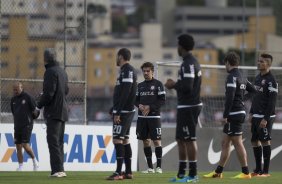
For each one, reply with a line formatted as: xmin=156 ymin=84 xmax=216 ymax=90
xmin=135 ymin=62 xmax=166 ymax=174
xmin=37 ymin=48 xmax=69 ymax=177
xmin=107 ymin=48 xmax=137 ymax=180
xmin=165 ymin=34 xmax=202 ymax=182
xmin=204 ymin=52 xmax=256 ymax=179
xmin=250 ymin=53 xmax=278 ymax=177
xmin=11 ymin=82 xmax=39 ymax=171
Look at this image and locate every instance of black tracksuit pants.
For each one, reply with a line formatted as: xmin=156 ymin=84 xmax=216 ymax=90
xmin=46 ymin=119 xmax=65 ymax=174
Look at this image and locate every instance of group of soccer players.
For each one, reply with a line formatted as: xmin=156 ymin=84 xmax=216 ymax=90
xmin=107 ymin=34 xmax=278 ymax=182
xmin=11 ymin=34 xmax=278 ymax=182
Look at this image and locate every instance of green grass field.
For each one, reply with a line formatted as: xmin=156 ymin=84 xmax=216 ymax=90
xmin=0 ymin=171 xmax=281 ymax=184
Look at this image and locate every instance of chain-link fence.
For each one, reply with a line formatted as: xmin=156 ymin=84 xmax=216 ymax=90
xmin=0 ymin=0 xmax=87 ymax=124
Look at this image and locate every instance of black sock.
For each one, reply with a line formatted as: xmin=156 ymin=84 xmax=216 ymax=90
xmin=144 ymin=147 xmax=153 ymax=169
xmin=242 ymin=166 xmax=249 ymax=175
xmin=114 ymin=143 xmax=124 ymax=174
xmin=124 ymin=143 xmax=132 ymax=174
xmin=189 ymin=161 xmax=197 ymax=177
xmin=215 ymin=165 xmax=224 ymax=174
xmin=155 ymin=146 xmax=162 ymax=168
xmin=263 ymin=145 xmax=271 ymax=174
xmin=253 ymin=146 xmax=262 ymax=172
xmin=177 ymin=161 xmax=187 ymax=178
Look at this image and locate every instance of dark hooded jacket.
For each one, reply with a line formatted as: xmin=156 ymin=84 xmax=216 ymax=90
xmin=37 ymin=60 xmax=69 ymax=121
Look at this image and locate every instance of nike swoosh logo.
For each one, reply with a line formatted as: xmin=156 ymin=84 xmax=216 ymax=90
xmin=208 ymin=139 xmax=245 ymax=164
xmin=151 ymin=141 xmax=177 ymax=164
xmin=270 ymin=144 xmax=282 ymax=160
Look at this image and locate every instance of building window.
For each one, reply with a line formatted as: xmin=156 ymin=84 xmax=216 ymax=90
xmin=204 ymin=53 xmax=212 ymax=62
xmin=28 ymin=46 xmax=38 ymax=53
xmin=78 ymin=3 xmax=83 ymax=8
xmin=94 ymin=52 xmax=102 ymax=61
xmin=94 ymin=68 xmax=102 ymax=77
xmin=18 ymin=1 xmax=25 ymax=7
xmin=133 ymin=53 xmax=142 ymax=59
xmin=1 ymin=46 xmax=9 ymax=53
xmin=0 ymin=61 xmax=8 ymax=68
xmin=72 ymin=47 xmax=77 ymax=54
xmin=163 ymin=53 xmax=173 ymax=60
xmin=163 ymin=69 xmax=172 ymax=76
xmin=29 ymin=62 xmax=38 ymax=69
xmin=67 ymin=2 xmax=73 ymax=8
xmin=55 ymin=2 xmax=64 ymax=8
xmin=175 ymin=15 xmax=183 ymax=21
xmin=67 ymin=16 xmax=73 ymax=21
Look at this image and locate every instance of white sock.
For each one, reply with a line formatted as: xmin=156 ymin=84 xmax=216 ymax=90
xmin=32 ymin=158 xmax=38 ymax=165
xmin=19 ymin=163 xmax=23 ymax=168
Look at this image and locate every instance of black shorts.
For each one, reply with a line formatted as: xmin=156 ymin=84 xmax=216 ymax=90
xmin=112 ymin=112 xmax=135 ymax=140
xmin=223 ymin=114 xmax=245 ymax=136
xmin=251 ymin=117 xmax=274 ymax=142
xmin=14 ymin=125 xmax=33 ymax=144
xmin=176 ymin=106 xmax=202 ymax=141
xmin=136 ymin=118 xmax=161 ymax=140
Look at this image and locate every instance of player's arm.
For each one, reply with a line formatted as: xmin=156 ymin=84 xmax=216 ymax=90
xmin=174 ymin=64 xmax=194 ymax=94
xmin=264 ymin=80 xmax=278 ymax=122
xmin=223 ymin=75 xmax=236 ymax=119
xmin=65 ymin=73 xmax=69 ymax=95
xmin=150 ymin=82 xmax=166 ymax=111
xmin=37 ymin=70 xmax=57 ymax=109
xmin=135 ymin=84 xmax=140 ymax=108
xmin=10 ymin=98 xmax=14 ymax=115
xmin=244 ymin=79 xmax=257 ymax=101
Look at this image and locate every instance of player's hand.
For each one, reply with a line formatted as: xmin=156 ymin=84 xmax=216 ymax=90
xmin=259 ymin=119 xmax=267 ymax=128
xmin=142 ymin=105 xmax=150 ymax=116
xmin=221 ymin=118 xmax=227 ymax=125
xmin=165 ymin=79 xmax=175 ymax=89
xmin=139 ymin=104 xmax=145 ymax=112
xmin=32 ymin=109 xmax=40 ymax=119
xmin=114 ymin=115 xmax=121 ymax=124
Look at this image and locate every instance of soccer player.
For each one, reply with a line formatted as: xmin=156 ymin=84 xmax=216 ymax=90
xmin=37 ymin=48 xmax=69 ymax=177
xmin=135 ymin=62 xmax=166 ymax=174
xmin=165 ymin=34 xmax=202 ymax=183
xmin=249 ymin=53 xmax=278 ymax=177
xmin=107 ymin=48 xmax=137 ymax=180
xmin=11 ymin=82 xmax=39 ymax=171
xmin=203 ymin=52 xmax=255 ymax=179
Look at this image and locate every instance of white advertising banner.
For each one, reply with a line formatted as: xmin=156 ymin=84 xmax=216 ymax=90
xmin=0 ymin=123 xmax=138 ymax=171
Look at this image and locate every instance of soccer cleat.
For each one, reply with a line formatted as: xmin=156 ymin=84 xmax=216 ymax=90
xmin=59 ymin=172 xmax=67 ymax=177
xmin=33 ymin=164 xmax=39 ymax=171
xmin=106 ymin=172 xmax=123 ymax=180
xmin=121 ymin=172 xmax=133 ymax=179
xmin=203 ymin=171 xmax=223 ymax=178
xmin=142 ymin=168 xmax=155 ymax=173
xmin=49 ymin=172 xmax=65 ymax=178
xmin=186 ymin=176 xmax=199 ymax=183
xmin=169 ymin=176 xmax=188 ymax=183
xmin=169 ymin=176 xmax=198 ymax=183
xmin=256 ymin=173 xmax=271 ymax=177
xmin=155 ymin=167 xmax=163 ymax=174
xmin=16 ymin=167 xmax=23 ymax=171
xmin=251 ymin=172 xmax=261 ymax=177
xmin=232 ymin=173 xmax=251 ymax=179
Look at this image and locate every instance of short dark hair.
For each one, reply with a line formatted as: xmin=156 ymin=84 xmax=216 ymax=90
xmin=44 ymin=48 xmax=56 ymax=63
xmin=178 ymin=34 xmax=194 ymax=51
xmin=117 ymin=48 xmax=131 ymax=61
xmin=261 ymin=53 xmax=273 ymax=62
xmin=141 ymin=62 xmax=154 ymax=71
xmin=224 ymin=51 xmax=240 ymax=66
